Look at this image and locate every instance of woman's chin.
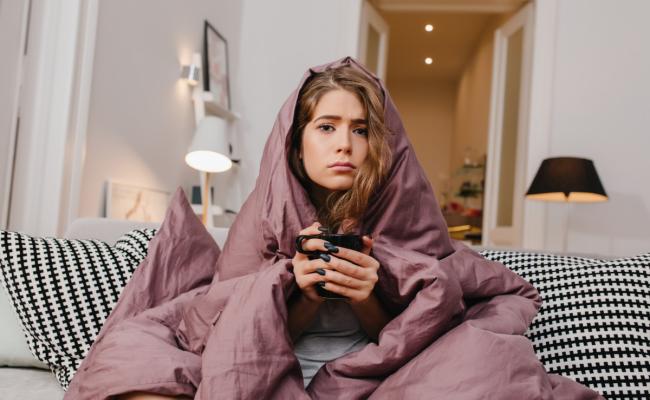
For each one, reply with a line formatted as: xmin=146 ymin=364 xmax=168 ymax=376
xmin=322 ymin=181 xmax=354 ymax=191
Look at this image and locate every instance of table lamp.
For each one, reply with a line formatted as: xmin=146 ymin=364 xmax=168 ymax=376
xmin=185 ymin=116 xmax=233 ymax=226
xmin=525 ymin=156 xmax=608 ymax=252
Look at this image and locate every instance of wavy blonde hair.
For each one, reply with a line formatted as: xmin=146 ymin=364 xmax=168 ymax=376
xmin=287 ymin=65 xmax=392 ymax=233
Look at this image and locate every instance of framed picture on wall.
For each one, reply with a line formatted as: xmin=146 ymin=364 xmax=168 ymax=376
xmin=105 ymin=180 xmax=171 ymax=223
xmin=202 ymin=20 xmax=231 ymax=111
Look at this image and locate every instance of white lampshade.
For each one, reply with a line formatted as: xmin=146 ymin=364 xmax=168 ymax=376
xmin=185 ymin=116 xmax=233 ymax=173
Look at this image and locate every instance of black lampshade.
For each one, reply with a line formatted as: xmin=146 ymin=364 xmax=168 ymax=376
xmin=525 ymin=157 xmax=608 ymax=202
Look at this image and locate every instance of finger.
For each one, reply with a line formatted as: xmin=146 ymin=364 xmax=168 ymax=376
xmin=325 ymin=245 xmax=378 ymax=271
xmin=324 ymin=254 xmax=370 ymax=281
xmin=361 ymin=235 xmax=373 ymax=256
xmin=298 ymin=222 xmax=322 ymax=235
xmin=301 ymin=259 xmax=333 ymax=275
xmin=303 ymin=272 xmax=326 ymax=287
xmin=322 ymin=269 xmax=365 ymax=289
xmin=300 ymin=238 xmax=330 ymax=253
xmin=294 ymin=252 xmax=308 ymax=262
xmin=319 ymin=281 xmax=355 ymax=299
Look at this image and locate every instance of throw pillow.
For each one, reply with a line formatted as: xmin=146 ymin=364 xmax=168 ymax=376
xmin=480 ymin=250 xmax=650 ymax=400
xmin=65 ymin=186 xmax=221 ymax=397
xmin=0 ymin=227 xmax=156 ymax=387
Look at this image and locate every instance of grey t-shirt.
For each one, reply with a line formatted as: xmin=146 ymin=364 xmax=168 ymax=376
xmin=293 ymin=300 xmax=370 ymax=388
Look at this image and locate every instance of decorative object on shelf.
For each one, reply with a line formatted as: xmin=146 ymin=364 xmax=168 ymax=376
xmin=525 ymin=156 xmax=608 ymax=252
xmin=191 ymin=185 xmax=213 ymax=205
xmin=462 ymin=145 xmax=480 ymax=167
xmin=185 ymin=116 xmax=233 ymax=227
xmin=105 ymin=180 xmax=171 ymax=223
xmin=202 ymin=20 xmax=231 ymax=112
xmin=190 ymin=185 xmax=238 ymax=216
xmin=443 ymin=153 xmax=487 ymax=245
xmin=451 ymin=155 xmax=485 ymax=206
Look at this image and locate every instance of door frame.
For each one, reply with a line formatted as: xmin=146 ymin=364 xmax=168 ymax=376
xmin=358 ymin=0 xmax=389 ymax=81
xmin=483 ymin=0 xmax=559 ymax=249
xmin=483 ymin=2 xmax=535 ymax=247
xmin=0 ymin=0 xmax=31 ymax=230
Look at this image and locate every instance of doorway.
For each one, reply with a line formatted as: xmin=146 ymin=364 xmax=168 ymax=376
xmin=360 ymin=0 xmax=532 ymax=247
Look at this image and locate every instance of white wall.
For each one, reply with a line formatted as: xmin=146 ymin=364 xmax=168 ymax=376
xmin=79 ymin=0 xmax=364 ymax=220
xmin=236 ymin=0 xmax=363 ymax=197
xmin=544 ymin=0 xmax=650 ymax=256
xmin=78 ymin=0 xmax=243 ymax=221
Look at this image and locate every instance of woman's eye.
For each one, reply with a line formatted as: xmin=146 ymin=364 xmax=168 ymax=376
xmin=318 ymin=124 xmax=334 ymax=133
xmin=354 ymin=128 xmax=368 ymax=136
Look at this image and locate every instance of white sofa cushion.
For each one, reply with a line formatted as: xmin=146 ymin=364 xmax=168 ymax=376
xmin=0 ymin=289 xmax=48 ymax=368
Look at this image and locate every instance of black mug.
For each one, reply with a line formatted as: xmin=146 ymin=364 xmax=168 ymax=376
xmin=295 ymin=233 xmax=363 ymax=299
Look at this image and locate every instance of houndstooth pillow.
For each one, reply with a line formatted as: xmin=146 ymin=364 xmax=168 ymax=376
xmin=480 ymin=250 xmax=650 ymax=400
xmin=0 ymin=228 xmax=157 ymax=389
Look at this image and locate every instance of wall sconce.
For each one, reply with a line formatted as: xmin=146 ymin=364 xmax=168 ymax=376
xmin=180 ymin=54 xmax=201 ymax=86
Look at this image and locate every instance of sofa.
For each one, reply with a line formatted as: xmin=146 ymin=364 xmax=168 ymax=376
xmin=1 ymin=218 xmax=647 ymax=399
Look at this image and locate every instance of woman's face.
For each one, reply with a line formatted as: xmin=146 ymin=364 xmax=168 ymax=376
xmin=300 ymin=89 xmax=369 ymax=193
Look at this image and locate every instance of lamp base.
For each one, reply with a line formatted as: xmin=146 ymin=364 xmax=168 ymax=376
xmin=200 ymin=171 xmax=214 ymax=228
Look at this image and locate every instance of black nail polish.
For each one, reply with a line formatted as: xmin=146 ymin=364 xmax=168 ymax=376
xmin=316 ymin=268 xmax=326 ymax=276
xmin=317 ymin=281 xmax=326 ymax=287
xmin=319 ymin=253 xmax=331 ymax=262
xmin=324 ymin=243 xmax=339 ymax=253
xmin=318 ymin=226 xmax=330 ymax=233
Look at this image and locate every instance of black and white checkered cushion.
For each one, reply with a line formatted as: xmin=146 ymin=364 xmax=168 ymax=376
xmin=480 ymin=250 xmax=650 ymax=400
xmin=0 ymin=228 xmax=157 ymax=389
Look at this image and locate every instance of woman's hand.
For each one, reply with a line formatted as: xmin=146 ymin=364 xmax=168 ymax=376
xmin=319 ymin=235 xmax=379 ymax=304
xmin=291 ymin=222 xmax=330 ymax=304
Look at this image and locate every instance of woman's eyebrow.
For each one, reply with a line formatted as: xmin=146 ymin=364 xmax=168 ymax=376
xmin=313 ymin=115 xmax=367 ymax=124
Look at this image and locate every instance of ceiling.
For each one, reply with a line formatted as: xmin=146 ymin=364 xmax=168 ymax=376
xmin=372 ymin=0 xmax=528 ymax=82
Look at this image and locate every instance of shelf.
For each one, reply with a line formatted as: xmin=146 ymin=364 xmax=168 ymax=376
xmin=197 ymin=91 xmax=241 ymax=120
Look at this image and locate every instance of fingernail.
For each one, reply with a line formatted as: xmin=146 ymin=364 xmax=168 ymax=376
xmin=316 ymin=268 xmax=326 ymax=276
xmin=319 ymin=253 xmax=331 ymax=262
xmin=317 ymin=281 xmax=326 ymax=288
xmin=318 ymin=226 xmax=329 ymax=233
xmin=324 ymin=242 xmax=339 ymax=253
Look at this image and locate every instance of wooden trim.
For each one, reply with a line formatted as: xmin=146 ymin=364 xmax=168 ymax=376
xmin=377 ymin=3 xmax=521 ymax=13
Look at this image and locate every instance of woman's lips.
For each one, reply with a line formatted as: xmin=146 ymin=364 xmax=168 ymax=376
xmin=329 ymin=165 xmax=355 ymax=172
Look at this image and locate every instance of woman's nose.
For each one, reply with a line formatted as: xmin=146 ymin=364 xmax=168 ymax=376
xmin=335 ymin=129 xmax=352 ymax=153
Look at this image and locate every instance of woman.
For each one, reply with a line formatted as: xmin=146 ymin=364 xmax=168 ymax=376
xmin=68 ymin=56 xmax=603 ymax=400
xmin=124 ymin=60 xmax=393 ymax=399
xmin=285 ymin=65 xmax=393 ymax=387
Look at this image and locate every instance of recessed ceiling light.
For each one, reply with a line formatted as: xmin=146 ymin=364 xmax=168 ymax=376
xmin=425 ymin=24 xmax=434 ymax=32
xmin=425 ymin=57 xmax=433 ymax=65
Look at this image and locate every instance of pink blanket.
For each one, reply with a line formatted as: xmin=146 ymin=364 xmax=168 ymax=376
xmin=65 ymin=57 xmax=603 ymax=399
